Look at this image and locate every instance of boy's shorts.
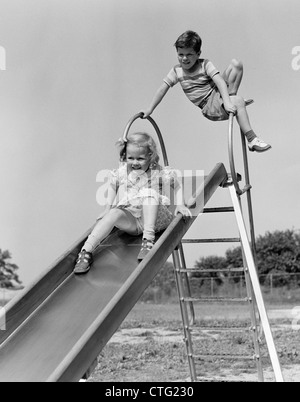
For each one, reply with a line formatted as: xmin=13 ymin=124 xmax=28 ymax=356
xmin=200 ymin=88 xmax=229 ymax=122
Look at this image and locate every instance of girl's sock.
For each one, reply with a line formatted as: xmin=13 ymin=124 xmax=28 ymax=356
xmin=82 ymin=234 xmax=99 ymax=253
xmin=143 ymin=225 xmax=155 ymax=243
xmin=245 ymin=130 xmax=257 ymax=143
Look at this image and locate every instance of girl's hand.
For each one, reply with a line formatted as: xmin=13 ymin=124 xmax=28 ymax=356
xmin=175 ymin=205 xmax=192 ymax=222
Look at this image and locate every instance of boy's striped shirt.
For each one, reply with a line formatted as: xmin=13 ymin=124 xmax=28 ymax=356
xmin=163 ymin=59 xmax=219 ymax=107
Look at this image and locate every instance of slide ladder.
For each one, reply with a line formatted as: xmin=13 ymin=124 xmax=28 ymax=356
xmin=172 ymin=107 xmax=284 ymax=382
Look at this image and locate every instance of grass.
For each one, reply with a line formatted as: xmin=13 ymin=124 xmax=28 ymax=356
xmin=88 ymin=302 xmax=300 ymax=382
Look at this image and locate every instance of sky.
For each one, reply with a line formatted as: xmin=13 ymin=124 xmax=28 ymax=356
xmin=0 ymin=0 xmax=300 ymax=286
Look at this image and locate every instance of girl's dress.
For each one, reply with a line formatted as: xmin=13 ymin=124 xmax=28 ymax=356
xmin=108 ymin=163 xmax=179 ymax=234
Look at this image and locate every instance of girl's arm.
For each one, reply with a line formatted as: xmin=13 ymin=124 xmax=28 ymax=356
xmin=140 ymin=82 xmax=170 ymax=118
xmin=212 ymin=74 xmax=237 ymax=114
xmin=173 ymin=178 xmax=192 ymax=220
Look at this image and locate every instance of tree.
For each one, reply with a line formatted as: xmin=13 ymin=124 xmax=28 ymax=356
xmin=191 ymin=255 xmax=229 ymax=295
xmin=148 ymin=261 xmax=176 ymax=296
xmin=256 ymin=230 xmax=300 ymax=275
xmin=0 ymin=249 xmax=23 ymax=289
xmin=256 ymin=229 xmax=300 ymax=286
xmin=194 ymin=255 xmax=228 ymax=286
xmin=141 ymin=261 xmax=177 ymax=302
xmin=192 ymin=229 xmax=300 ymax=287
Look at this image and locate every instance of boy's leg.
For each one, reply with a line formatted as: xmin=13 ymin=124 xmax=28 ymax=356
xmin=83 ymin=209 xmax=138 ymax=253
xmin=230 ymin=95 xmax=252 ymax=133
xmin=230 ymin=95 xmax=271 ymax=152
xmin=222 ymin=59 xmax=244 ymax=96
xmin=221 ymin=60 xmax=271 ymax=153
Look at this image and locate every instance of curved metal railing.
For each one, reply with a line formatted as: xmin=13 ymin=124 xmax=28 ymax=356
xmin=123 ymin=112 xmax=169 ymax=166
xmin=123 ymin=112 xmax=195 ymax=324
xmin=228 ymin=113 xmax=252 ymax=196
xmin=228 ymin=111 xmax=257 ymax=263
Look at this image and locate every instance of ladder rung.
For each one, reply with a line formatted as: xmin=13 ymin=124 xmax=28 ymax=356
xmin=196 ymin=326 xmax=249 ymax=332
xmin=182 ymin=238 xmax=240 ymax=244
xmin=183 ymin=297 xmax=249 ymax=303
xmin=179 ymin=267 xmax=245 ymax=273
xmin=195 ymin=353 xmax=258 ymax=362
xmin=203 ymin=207 xmax=234 ymax=213
xmin=196 ymin=376 xmax=257 ymax=383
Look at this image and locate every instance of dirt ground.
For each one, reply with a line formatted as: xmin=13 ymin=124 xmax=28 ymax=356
xmin=88 ymin=303 xmax=300 ymax=383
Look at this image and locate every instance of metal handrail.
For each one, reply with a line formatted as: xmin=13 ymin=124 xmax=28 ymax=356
xmin=123 ymin=113 xmax=169 ymax=166
xmin=228 ymin=113 xmax=252 ymax=195
xmin=228 ymin=112 xmax=258 ymax=265
xmin=123 ymin=112 xmax=195 ymax=324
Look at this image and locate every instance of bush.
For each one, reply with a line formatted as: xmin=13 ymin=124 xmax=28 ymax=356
xmin=193 ymin=229 xmax=300 ymax=287
xmin=0 ymin=249 xmax=23 ymax=289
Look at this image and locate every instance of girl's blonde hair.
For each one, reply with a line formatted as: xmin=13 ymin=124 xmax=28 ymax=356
xmin=116 ymin=132 xmax=160 ymax=167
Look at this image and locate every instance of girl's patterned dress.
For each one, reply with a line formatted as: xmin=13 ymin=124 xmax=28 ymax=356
xmin=108 ymin=163 xmax=179 ymax=234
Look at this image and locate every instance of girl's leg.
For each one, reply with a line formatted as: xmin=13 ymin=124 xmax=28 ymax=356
xmin=74 ymin=209 xmax=138 ymax=274
xmin=222 ymin=59 xmax=244 ymax=96
xmin=137 ymin=197 xmax=159 ymax=261
xmin=141 ymin=197 xmax=159 ymax=242
xmin=83 ymin=208 xmax=138 ymax=252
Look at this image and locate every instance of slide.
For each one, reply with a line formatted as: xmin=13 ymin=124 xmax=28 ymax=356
xmin=0 ymin=163 xmax=227 ymax=382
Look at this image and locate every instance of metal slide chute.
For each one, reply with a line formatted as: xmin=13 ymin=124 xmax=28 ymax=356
xmin=0 ymin=114 xmax=227 ymax=383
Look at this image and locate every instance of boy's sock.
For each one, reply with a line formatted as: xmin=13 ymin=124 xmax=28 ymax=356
xmin=245 ymin=130 xmax=257 ymax=143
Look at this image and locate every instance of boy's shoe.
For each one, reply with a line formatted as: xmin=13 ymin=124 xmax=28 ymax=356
xmin=245 ymin=99 xmax=254 ymax=107
xmin=137 ymin=239 xmax=155 ymax=261
xmin=248 ymin=138 xmax=272 ymax=153
xmin=74 ymin=250 xmax=93 ymax=274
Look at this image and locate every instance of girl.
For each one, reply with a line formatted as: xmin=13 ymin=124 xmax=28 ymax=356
xmin=74 ymin=132 xmax=191 ymax=274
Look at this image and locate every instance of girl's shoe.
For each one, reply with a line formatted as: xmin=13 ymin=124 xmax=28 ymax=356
xmin=248 ymin=138 xmax=272 ymax=153
xmin=74 ymin=250 xmax=93 ymax=274
xmin=138 ymin=239 xmax=155 ymax=261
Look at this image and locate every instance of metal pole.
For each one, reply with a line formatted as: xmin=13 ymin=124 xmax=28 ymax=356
xmin=179 ymin=243 xmax=195 ymax=326
xmin=228 ymin=114 xmax=242 ymax=195
xmin=172 ymin=249 xmax=197 ymax=382
xmin=229 ymin=185 xmax=284 ymax=382
xmin=240 ymin=130 xmax=258 ymax=265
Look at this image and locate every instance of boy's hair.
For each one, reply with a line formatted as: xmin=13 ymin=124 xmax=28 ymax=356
xmin=117 ymin=132 xmax=160 ymax=166
xmin=174 ymin=30 xmax=202 ymax=53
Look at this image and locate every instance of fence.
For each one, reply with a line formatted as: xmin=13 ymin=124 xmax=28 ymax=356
xmin=2 ymin=273 xmax=300 ymax=305
xmin=188 ymin=272 xmax=300 ymax=304
xmin=141 ymin=272 xmax=300 ymax=304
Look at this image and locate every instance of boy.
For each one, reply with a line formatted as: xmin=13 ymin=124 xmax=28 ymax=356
xmin=140 ymin=30 xmax=271 ymax=153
